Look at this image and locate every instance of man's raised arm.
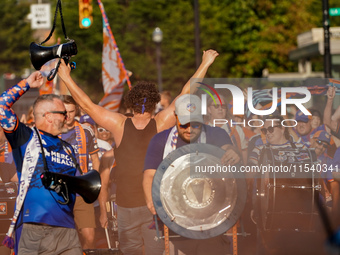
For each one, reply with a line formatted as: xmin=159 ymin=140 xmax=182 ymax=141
xmin=57 ymin=60 xmax=125 ymax=138
xmin=155 ymin=49 xmax=219 ymax=132
xmin=324 ymin=86 xmax=338 ymax=132
xmin=0 ymin=71 xmax=43 ymax=131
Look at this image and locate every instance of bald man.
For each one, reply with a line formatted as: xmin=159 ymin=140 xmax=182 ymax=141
xmin=0 ymin=72 xmax=82 ymax=255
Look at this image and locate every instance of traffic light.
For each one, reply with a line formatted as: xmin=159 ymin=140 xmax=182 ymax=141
xmin=79 ymin=0 xmax=93 ymax=29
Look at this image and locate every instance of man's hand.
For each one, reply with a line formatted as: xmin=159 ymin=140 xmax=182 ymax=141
xmin=26 ymin=71 xmax=44 ymax=89
xmin=324 ymin=86 xmax=337 ymax=130
xmin=221 ymin=145 xmax=241 ymax=165
xmin=327 ymin=86 xmax=336 ymax=102
xmin=99 ymin=210 xmax=108 ymax=229
xmin=147 ymin=201 xmax=156 ymax=215
xmin=57 ymin=58 xmax=72 ymax=83
xmin=143 ymin=169 xmax=157 ymax=215
xmin=201 ymin=49 xmax=219 ymax=67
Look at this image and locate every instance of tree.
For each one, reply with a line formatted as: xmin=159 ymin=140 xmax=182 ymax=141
xmin=199 ymin=0 xmax=322 ymax=77
xmin=52 ymin=0 xmax=325 ymax=102
xmin=0 ymin=0 xmax=33 ymax=74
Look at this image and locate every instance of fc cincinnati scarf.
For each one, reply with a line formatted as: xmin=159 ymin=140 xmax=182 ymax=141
xmin=60 ymin=121 xmax=87 ymax=174
xmin=74 ymin=121 xmax=88 ymax=173
xmin=2 ymin=128 xmax=41 ymax=249
xmin=163 ymin=126 xmax=206 ymax=159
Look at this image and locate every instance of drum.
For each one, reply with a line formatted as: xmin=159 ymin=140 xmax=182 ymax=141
xmin=0 ymin=182 xmax=18 ymax=238
xmin=152 ymin=143 xmax=247 ymax=239
xmin=256 ymin=147 xmax=320 ymax=233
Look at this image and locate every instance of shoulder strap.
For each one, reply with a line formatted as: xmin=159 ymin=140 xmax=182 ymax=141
xmin=40 ymin=0 xmax=68 ymax=45
xmin=34 ymin=127 xmax=82 ymax=175
xmin=59 ymin=138 xmax=83 ymax=175
xmin=34 ymin=127 xmax=49 ymax=172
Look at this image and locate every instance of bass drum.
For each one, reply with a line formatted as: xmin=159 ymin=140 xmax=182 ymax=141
xmin=255 ymin=147 xmax=325 ymax=255
xmin=152 ymin=143 xmax=247 ymax=239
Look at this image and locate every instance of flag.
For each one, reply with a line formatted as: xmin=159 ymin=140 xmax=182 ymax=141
xmin=245 ymin=79 xmax=340 ymax=118
xmin=97 ymin=0 xmax=131 ymax=111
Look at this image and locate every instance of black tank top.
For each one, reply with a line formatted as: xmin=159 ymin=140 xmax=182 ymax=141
xmin=114 ymin=118 xmax=157 ymax=207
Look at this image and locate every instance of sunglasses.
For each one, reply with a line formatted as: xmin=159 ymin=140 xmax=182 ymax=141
xmin=44 ymin=111 xmax=67 ymax=118
xmin=210 ymin=104 xmax=228 ymax=109
xmin=261 ymin=125 xmax=281 ymax=135
xmin=176 ymin=115 xmax=202 ymax=129
xmin=316 ymin=140 xmax=328 ymax=148
xmin=179 ymin=122 xmax=202 ymax=129
xmin=97 ymin=127 xmax=109 ymax=133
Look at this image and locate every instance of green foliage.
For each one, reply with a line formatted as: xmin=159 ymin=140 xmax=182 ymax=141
xmin=200 ymin=0 xmax=321 ymax=77
xmin=0 ymin=0 xmax=33 ymax=74
xmin=0 ymin=0 xmax=334 ymax=102
xmin=330 ymin=0 xmax=340 ymax=26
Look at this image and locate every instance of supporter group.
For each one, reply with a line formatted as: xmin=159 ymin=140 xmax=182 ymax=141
xmin=1 ymin=50 xmax=340 ymax=255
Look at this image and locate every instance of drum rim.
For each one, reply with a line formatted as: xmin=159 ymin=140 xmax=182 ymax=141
xmin=152 ymin=143 xmax=247 ymax=239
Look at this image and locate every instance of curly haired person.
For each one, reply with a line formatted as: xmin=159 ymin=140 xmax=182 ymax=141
xmin=58 ymin=50 xmax=219 ymax=255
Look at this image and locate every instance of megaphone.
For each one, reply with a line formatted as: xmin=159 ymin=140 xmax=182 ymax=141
xmin=30 ymin=40 xmax=77 ymax=70
xmin=40 ymin=170 xmax=101 ymax=204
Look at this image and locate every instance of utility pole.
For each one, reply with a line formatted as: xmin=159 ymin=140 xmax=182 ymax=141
xmin=323 ymin=0 xmax=332 ymax=78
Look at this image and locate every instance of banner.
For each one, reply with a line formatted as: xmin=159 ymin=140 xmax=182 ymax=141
xmin=97 ymin=0 xmax=131 ymax=111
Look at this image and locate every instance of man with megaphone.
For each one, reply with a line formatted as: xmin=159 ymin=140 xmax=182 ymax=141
xmin=0 ymin=72 xmax=83 ymax=255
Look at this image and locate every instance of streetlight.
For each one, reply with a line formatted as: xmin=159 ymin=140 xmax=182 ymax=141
xmin=152 ymin=27 xmax=163 ymax=92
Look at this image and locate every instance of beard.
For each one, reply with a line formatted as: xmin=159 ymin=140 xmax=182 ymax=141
xmin=60 ymin=126 xmax=69 ymax=134
xmin=177 ymin=129 xmax=201 ymax=143
xmin=54 ymin=119 xmax=69 ymax=134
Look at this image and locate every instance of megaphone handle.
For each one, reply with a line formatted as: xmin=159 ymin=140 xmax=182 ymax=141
xmin=47 ymin=58 xmax=61 ymax=81
xmin=57 ymin=182 xmax=70 ymax=205
xmin=47 ymin=68 xmax=57 ymax=81
xmin=47 ymin=58 xmax=75 ymax=81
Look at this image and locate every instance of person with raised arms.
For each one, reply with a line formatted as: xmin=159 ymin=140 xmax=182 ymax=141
xmin=57 ymin=50 xmax=219 ymax=254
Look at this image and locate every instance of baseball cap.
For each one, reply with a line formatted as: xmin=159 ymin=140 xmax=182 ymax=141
xmin=175 ymin=94 xmax=203 ymax=125
xmin=313 ymin=130 xmax=331 ymax=144
xmin=79 ymin=114 xmax=96 ymax=126
xmin=295 ymin=110 xmax=312 ymax=123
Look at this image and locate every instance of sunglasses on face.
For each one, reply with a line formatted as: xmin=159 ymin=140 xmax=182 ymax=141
xmin=97 ymin=127 xmax=109 ymax=133
xmin=175 ymin=115 xmax=202 ymax=129
xmin=179 ymin=122 xmax=202 ymax=129
xmin=261 ymin=125 xmax=281 ymax=135
xmin=210 ymin=104 xmax=228 ymax=109
xmin=316 ymin=140 xmax=328 ymax=148
xmin=44 ymin=111 xmax=68 ymax=118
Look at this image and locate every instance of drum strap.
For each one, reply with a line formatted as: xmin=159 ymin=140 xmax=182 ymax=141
xmin=259 ymin=144 xmax=270 ymax=165
xmin=289 ymin=139 xmax=297 ymax=149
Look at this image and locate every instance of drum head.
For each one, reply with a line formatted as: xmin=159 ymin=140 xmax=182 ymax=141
xmin=257 ymin=147 xmax=319 ymax=232
xmin=152 ymin=144 xmax=247 ymax=239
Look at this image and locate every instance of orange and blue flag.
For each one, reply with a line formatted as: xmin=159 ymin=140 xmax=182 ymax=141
xmin=97 ymin=0 xmax=131 ymax=111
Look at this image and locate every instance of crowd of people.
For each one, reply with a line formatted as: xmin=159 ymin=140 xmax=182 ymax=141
xmin=0 ymin=48 xmax=340 ymax=255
